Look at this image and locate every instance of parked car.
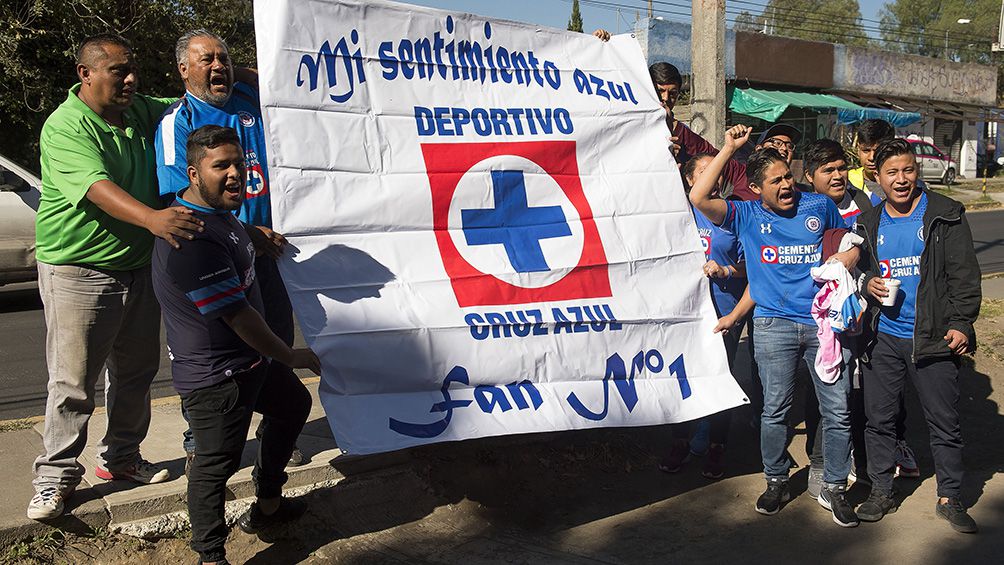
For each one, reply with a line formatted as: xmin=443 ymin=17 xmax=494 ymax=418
xmin=0 ymin=154 xmax=40 ymax=285
xmin=907 ymin=139 xmax=957 ymax=185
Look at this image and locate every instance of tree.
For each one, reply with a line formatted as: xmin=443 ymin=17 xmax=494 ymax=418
xmin=567 ymin=0 xmax=583 ymax=33
xmin=879 ymin=0 xmax=999 ymax=63
xmin=732 ymin=10 xmax=763 ymax=33
xmin=0 ymin=0 xmax=256 ymax=171
xmin=741 ymin=0 xmax=872 ymax=47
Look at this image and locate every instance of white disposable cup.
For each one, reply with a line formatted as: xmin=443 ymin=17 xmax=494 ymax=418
xmin=880 ymin=278 xmax=901 ymax=307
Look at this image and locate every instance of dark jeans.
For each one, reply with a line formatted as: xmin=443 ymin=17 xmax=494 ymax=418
xmin=182 ymin=256 xmax=295 ymax=453
xmin=183 ymin=361 xmax=311 ymax=562
xmin=672 ymin=326 xmax=741 ymax=445
xmin=806 ymin=375 xmax=907 ymax=471
xmin=863 ymin=332 xmax=964 ymax=498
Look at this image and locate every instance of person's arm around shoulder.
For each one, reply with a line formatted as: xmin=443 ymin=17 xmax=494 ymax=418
xmin=42 ymin=122 xmax=203 ymax=249
xmin=689 ymin=124 xmax=751 ymax=225
xmin=222 ymin=305 xmax=320 ymax=374
xmin=942 ymin=209 xmax=981 ymax=355
xmin=86 ymin=180 xmax=204 ymax=249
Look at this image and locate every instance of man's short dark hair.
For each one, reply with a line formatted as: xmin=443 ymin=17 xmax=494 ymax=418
xmin=186 ymin=125 xmax=242 ymax=166
xmin=76 ymin=33 xmax=132 ymax=65
xmin=746 ymin=147 xmax=787 ymax=187
xmin=855 ymin=119 xmax=896 ymax=147
xmin=649 ymin=62 xmax=683 ymax=88
xmin=802 ymin=139 xmax=848 ymax=177
xmin=873 ymin=138 xmax=914 ymax=173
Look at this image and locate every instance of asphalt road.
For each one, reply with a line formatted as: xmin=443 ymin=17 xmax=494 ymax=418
xmin=1 ymin=209 xmax=1002 ymax=420
xmin=971 ymin=209 xmax=1004 ymax=276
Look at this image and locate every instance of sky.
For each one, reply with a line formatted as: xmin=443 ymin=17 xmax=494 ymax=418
xmin=407 ymin=0 xmax=888 ymax=38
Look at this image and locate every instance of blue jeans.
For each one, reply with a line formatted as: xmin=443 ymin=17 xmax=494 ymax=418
xmin=753 ymin=317 xmax=851 ymax=485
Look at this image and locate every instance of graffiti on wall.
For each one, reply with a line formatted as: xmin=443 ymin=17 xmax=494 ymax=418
xmin=839 ymin=48 xmax=996 ymax=106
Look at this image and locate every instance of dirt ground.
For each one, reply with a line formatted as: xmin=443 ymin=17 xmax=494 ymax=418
xmin=6 ymin=300 xmax=1004 ymax=565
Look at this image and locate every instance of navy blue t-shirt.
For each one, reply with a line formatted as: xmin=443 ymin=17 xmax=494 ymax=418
xmin=721 ymin=191 xmax=844 ymax=325
xmin=152 ymin=192 xmax=264 ymax=394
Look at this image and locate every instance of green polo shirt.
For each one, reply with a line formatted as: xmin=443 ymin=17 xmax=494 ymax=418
xmin=35 ymin=84 xmax=177 ymax=270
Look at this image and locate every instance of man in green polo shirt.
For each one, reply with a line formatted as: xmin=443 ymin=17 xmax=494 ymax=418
xmin=28 ymin=33 xmax=205 ymax=521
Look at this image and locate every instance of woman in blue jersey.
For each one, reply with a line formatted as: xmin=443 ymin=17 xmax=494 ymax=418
xmin=659 ymin=153 xmax=747 ymax=480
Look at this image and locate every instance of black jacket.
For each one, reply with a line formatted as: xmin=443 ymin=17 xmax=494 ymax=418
xmin=855 ymin=190 xmax=981 ymax=362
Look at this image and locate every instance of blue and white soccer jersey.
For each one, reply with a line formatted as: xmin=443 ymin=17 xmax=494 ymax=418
xmin=155 ymin=82 xmax=272 ymax=227
xmin=876 ymin=193 xmax=927 ymax=339
xmin=692 ymin=204 xmax=746 ymax=317
xmin=721 ymin=192 xmax=844 ymax=325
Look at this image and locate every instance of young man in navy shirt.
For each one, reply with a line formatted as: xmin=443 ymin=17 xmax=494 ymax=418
xmin=152 ymin=125 xmax=319 ymax=565
xmin=690 ymin=125 xmax=861 ymax=527
xmin=854 ymin=139 xmax=981 ymax=533
xmin=155 ymin=29 xmax=305 ymax=470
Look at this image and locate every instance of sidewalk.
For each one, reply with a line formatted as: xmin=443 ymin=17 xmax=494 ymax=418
xmin=0 ymin=377 xmax=375 ymax=545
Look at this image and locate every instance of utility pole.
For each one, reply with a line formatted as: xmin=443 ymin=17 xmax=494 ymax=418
xmin=690 ymin=0 xmax=727 ymax=149
xmin=648 ymin=1 xmax=653 ymax=18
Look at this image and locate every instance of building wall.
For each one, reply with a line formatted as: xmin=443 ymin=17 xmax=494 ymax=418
xmin=833 ymin=46 xmax=996 ymax=107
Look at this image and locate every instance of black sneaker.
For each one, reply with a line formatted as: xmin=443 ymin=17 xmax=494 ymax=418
xmin=755 ymin=478 xmax=790 ymax=516
xmin=237 ymin=497 xmax=307 ymax=535
xmin=936 ymin=499 xmax=978 ymax=533
xmin=856 ymin=490 xmax=898 ymax=522
xmin=658 ymin=439 xmax=691 ymax=474
xmin=701 ymin=444 xmax=726 ymax=480
xmin=287 ymin=447 xmax=307 ymax=467
xmin=818 ymin=484 xmax=859 ymax=528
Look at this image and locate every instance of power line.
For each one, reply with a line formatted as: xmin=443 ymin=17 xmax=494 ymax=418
xmin=560 ymin=0 xmax=990 ymax=56
xmin=728 ymin=0 xmax=992 ymax=43
xmin=653 ymin=0 xmax=990 ymax=48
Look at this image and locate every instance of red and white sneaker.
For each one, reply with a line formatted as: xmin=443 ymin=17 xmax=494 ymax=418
xmin=894 ymin=441 xmax=920 ymax=478
xmin=95 ymin=459 xmax=170 ymax=484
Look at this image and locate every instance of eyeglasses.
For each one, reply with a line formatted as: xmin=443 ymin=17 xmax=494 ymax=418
xmin=763 ymin=138 xmax=795 ymax=150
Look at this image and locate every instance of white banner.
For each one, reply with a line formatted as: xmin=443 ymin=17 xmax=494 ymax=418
xmin=254 ymin=0 xmax=747 ymax=454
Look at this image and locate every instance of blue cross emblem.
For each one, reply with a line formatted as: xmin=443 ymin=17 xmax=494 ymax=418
xmin=247 ymin=170 xmax=263 ymax=195
xmin=461 ymin=170 xmax=572 ymax=273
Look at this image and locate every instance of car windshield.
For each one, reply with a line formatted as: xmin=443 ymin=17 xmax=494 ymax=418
xmin=0 ymin=165 xmax=29 ymax=192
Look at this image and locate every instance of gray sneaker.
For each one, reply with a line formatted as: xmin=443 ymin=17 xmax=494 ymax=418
xmin=807 ymin=464 xmax=824 ymax=500
xmin=27 ymin=486 xmax=72 ymax=520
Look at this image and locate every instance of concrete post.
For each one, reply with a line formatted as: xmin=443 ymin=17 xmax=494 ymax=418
xmin=690 ymin=0 xmax=726 ymax=149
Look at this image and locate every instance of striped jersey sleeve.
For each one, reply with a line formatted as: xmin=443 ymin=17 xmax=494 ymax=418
xmin=154 ymin=98 xmax=192 ymax=199
xmin=166 ymin=239 xmax=249 ymax=319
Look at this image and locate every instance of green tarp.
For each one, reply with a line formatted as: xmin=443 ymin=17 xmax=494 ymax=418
xmin=729 ymin=87 xmax=864 ymax=122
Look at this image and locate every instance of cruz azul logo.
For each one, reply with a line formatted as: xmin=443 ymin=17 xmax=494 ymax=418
xmin=804 ymin=215 xmax=821 ymax=233
xmin=880 ymin=260 xmax=891 ymax=278
xmin=760 ymin=246 xmax=779 ymax=263
xmin=422 ymin=141 xmax=610 ymax=307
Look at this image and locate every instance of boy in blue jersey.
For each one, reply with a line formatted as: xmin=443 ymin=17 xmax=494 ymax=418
xmin=802 ymin=139 xmax=920 ymax=490
xmin=853 ymin=139 xmax=981 ymax=533
xmin=155 ymin=30 xmax=304 ymax=470
xmin=660 ymin=153 xmax=747 ymax=480
xmin=690 ymin=125 xmax=861 ymax=527
xmin=153 ymin=126 xmax=319 ymax=565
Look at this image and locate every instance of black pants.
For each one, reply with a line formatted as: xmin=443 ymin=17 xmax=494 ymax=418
xmin=182 ymin=361 xmax=312 ymax=562
xmin=672 ymin=325 xmax=741 ymax=445
xmin=863 ymin=332 xmax=964 ymax=498
xmin=181 ymin=256 xmax=296 ymax=452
